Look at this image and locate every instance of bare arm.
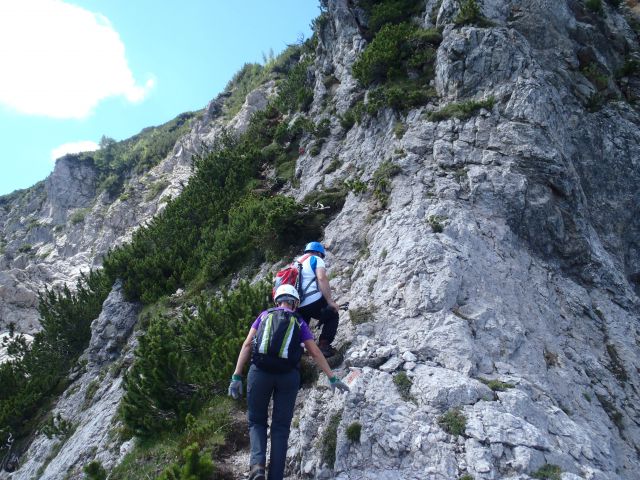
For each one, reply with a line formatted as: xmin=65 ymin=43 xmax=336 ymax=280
xmin=304 ymin=339 xmax=335 ymax=378
xmin=315 ymin=267 xmax=338 ymax=311
xmin=233 ymin=328 xmax=257 ymax=377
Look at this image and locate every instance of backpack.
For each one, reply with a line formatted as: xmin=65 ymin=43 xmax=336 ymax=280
xmin=272 ymin=253 xmax=317 ymax=301
xmin=252 ymin=308 xmax=304 ymax=373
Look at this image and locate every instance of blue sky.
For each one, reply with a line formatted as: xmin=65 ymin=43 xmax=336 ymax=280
xmin=0 ymin=0 xmax=320 ymax=196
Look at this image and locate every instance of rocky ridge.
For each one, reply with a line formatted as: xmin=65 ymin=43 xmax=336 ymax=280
xmin=3 ymin=0 xmax=640 ymax=478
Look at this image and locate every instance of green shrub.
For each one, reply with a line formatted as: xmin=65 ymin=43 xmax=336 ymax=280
xmin=616 ymin=57 xmax=640 ymax=78
xmin=459 ymin=475 xmax=474 ymax=480
xmin=83 ymin=460 xmax=107 ymax=480
xmin=586 ymin=92 xmax=605 ymax=112
xmin=531 ymin=464 xmax=562 ymax=480
xmin=582 ymin=63 xmax=609 ymax=90
xmin=428 ymin=215 xmax=446 ymax=233
xmin=454 ymin=0 xmax=492 ymax=26
xmin=478 ymin=378 xmax=514 ymax=391
xmin=120 ymin=281 xmax=270 ymax=436
xmin=315 ymin=118 xmax=331 ymax=138
xmin=359 ymin=0 xmax=425 ymax=36
xmin=302 ymin=187 xmax=348 ymax=212
xmin=438 ymin=408 xmax=466 ymax=436
xmin=585 ymin=0 xmax=603 ymax=13
xmin=69 ymin=208 xmax=89 ymax=225
xmin=349 ymin=306 xmax=375 ymax=325
xmin=17 ymin=244 xmax=32 ymax=253
xmin=40 ymin=413 xmax=73 ymax=439
xmin=145 ymin=179 xmax=170 ymax=201
xmin=353 ymin=23 xmax=441 ymax=87
xmin=321 ymin=411 xmax=342 ymax=468
xmin=158 ymin=442 xmax=214 ymax=480
xmin=83 ymin=379 xmax=100 ymax=409
xmin=0 ymin=271 xmax=111 ymax=455
xmin=324 ymin=157 xmax=342 ymax=174
xmin=340 ymin=109 xmax=357 ymax=131
xmin=428 ymin=97 xmax=495 ymax=121
xmin=393 ymin=372 xmax=414 ymax=402
xmin=345 ymin=178 xmax=368 ymax=194
xmin=276 ymin=56 xmax=314 ymax=113
xmin=345 ymin=422 xmax=362 ymax=442
xmin=393 ymin=122 xmax=406 ymax=138
xmin=372 ymin=160 xmax=401 ymax=207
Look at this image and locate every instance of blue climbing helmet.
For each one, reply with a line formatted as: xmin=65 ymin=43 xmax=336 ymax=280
xmin=304 ymin=241 xmax=326 ymax=258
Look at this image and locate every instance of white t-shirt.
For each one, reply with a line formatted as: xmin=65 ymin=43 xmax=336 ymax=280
xmin=298 ymin=254 xmax=325 ymax=307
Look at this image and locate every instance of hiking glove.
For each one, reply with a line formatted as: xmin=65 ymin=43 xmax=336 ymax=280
xmin=329 ymin=375 xmax=350 ymax=393
xmin=228 ymin=374 xmax=243 ymax=399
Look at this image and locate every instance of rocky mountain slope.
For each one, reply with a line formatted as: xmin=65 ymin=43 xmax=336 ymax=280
xmin=3 ymin=0 xmax=640 ymax=478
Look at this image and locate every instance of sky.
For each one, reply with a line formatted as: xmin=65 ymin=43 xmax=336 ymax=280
xmin=0 ymin=0 xmax=321 ymax=196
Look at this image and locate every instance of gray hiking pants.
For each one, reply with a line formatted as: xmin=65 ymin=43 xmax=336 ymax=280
xmin=247 ymin=364 xmax=300 ymax=480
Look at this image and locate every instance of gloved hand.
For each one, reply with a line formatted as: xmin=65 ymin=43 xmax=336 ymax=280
xmin=228 ymin=374 xmax=243 ymax=399
xmin=329 ymin=375 xmax=350 ymax=393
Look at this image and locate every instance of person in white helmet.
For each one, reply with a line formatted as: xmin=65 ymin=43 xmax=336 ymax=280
xmin=228 ymin=284 xmax=349 ymax=480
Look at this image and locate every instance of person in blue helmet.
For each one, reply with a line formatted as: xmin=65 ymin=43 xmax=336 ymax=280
xmin=296 ymin=241 xmax=340 ymax=357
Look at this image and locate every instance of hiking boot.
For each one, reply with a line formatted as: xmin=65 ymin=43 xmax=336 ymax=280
xmin=319 ymin=341 xmax=337 ymax=358
xmin=248 ymin=465 xmax=266 ymax=480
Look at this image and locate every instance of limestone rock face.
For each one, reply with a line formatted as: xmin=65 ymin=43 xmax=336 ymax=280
xmin=284 ymin=0 xmax=640 ymax=479
xmin=3 ymin=0 xmax=640 ymax=478
xmin=4 ymin=282 xmax=139 ymax=480
xmin=0 ymin=103 xmax=222 ymax=333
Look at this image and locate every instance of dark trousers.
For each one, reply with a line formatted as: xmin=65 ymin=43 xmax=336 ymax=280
xmin=247 ymin=364 xmax=300 ymax=480
xmin=298 ymin=296 xmax=339 ymax=344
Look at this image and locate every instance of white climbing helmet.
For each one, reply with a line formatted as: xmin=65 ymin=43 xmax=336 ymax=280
xmin=274 ymin=284 xmax=300 ymax=306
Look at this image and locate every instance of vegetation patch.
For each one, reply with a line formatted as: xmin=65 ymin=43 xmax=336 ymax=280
xmin=585 ymin=0 xmax=603 ymax=13
xmin=478 ymin=377 xmax=514 ymax=391
xmin=605 ymin=343 xmax=628 ymax=383
xmin=350 ymin=3 xmax=442 ymax=117
xmin=345 ymin=422 xmax=362 ymax=443
xmin=345 ymin=177 xmax=368 ymax=195
xmin=321 ymin=411 xmax=343 ymax=468
xmin=428 ymin=215 xmax=446 ymax=233
xmin=17 ymin=243 xmax=33 ymax=254
xmin=69 ymin=208 xmax=90 ymax=225
xmin=427 ymin=97 xmax=495 ymax=122
xmin=544 ymin=348 xmax=559 ymax=368
xmin=531 ymin=464 xmax=562 ymax=480
xmin=596 ymin=393 xmax=624 ymax=433
xmin=120 ymin=282 xmax=269 ymax=436
xmin=0 ymin=271 xmax=111 ymax=454
xmin=371 ymin=160 xmax=401 ymax=207
xmin=581 ymin=63 xmax=609 ymax=90
xmin=144 ymin=179 xmax=170 ymax=202
xmin=324 ymin=157 xmax=342 ymax=174
xmin=438 ymin=408 xmax=467 ymax=436
xmin=111 ymin=399 xmax=235 ymax=480
xmin=350 ymin=305 xmax=376 ymax=325
xmin=158 ymin=442 xmax=214 ymax=480
xmin=83 ymin=460 xmax=107 ymax=480
xmin=359 ymin=0 xmax=425 ymax=37
xmin=393 ymin=372 xmax=415 ymax=402
xmin=40 ymin=413 xmax=73 ymax=439
xmin=454 ymin=0 xmax=493 ymax=26
xmin=83 ymin=379 xmax=100 ymax=409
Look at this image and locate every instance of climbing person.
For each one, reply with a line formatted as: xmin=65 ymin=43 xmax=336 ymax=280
xmin=228 ymin=284 xmax=349 ymax=480
xmin=296 ymin=241 xmax=341 ymax=357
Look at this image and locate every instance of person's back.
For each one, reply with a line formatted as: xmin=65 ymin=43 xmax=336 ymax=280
xmin=296 ymin=242 xmax=340 ymax=357
xmin=228 ymin=284 xmax=349 ymax=480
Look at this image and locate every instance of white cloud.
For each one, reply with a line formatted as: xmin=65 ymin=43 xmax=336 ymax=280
xmin=51 ymin=140 xmax=99 ymax=161
xmin=0 ymin=0 xmax=154 ymax=119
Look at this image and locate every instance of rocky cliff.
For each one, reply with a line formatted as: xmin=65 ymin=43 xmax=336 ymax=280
xmin=3 ymin=0 xmax=640 ymax=479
